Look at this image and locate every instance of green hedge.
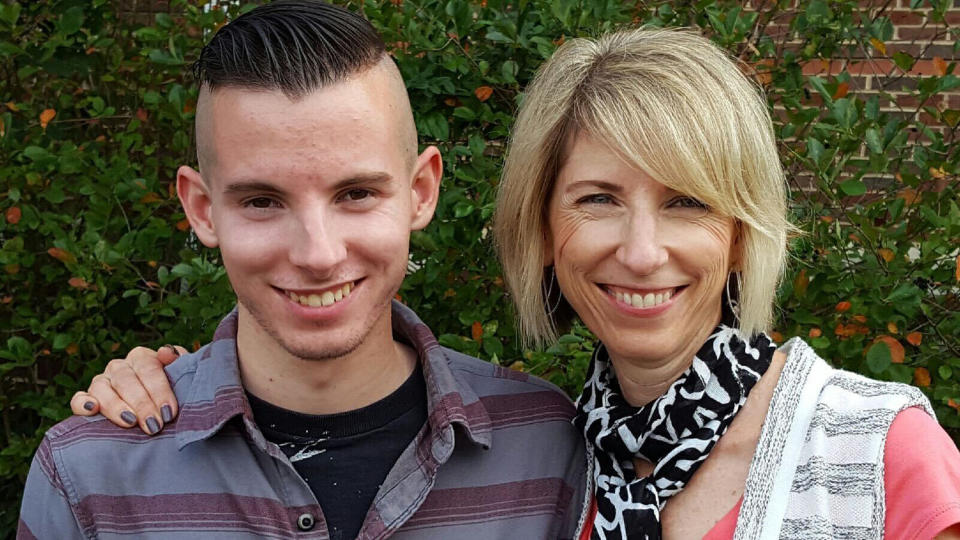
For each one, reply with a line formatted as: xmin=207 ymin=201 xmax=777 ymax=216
xmin=1 ymin=0 xmax=958 ymax=535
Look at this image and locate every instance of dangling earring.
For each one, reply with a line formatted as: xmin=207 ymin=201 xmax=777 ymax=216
xmin=542 ymin=266 xmax=563 ymax=317
xmin=725 ymin=271 xmax=741 ymax=325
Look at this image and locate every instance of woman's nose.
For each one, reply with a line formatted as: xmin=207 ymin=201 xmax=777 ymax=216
xmin=615 ymin=211 xmax=668 ymax=275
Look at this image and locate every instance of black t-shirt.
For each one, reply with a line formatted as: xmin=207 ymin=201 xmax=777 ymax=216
xmin=249 ymin=365 xmax=427 ymax=540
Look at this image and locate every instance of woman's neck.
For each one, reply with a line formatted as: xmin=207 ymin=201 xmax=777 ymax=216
xmin=607 ymin=321 xmax=719 ymax=407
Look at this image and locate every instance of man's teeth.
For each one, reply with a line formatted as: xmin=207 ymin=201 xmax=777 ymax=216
xmin=287 ymin=282 xmax=353 ymax=307
xmin=613 ymin=289 xmax=673 ymax=308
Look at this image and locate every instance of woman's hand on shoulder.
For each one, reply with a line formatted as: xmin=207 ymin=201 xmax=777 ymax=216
xmin=69 ymin=345 xmax=186 ymax=435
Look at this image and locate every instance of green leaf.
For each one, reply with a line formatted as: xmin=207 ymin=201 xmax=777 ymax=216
xmin=893 ymin=51 xmax=916 ymax=71
xmin=806 ymin=137 xmax=825 ymax=165
xmin=0 ymin=2 xmax=21 ymax=26
xmin=866 ymin=341 xmax=892 ymax=374
xmin=59 ymin=6 xmax=84 ymax=35
xmin=939 ymin=365 xmax=953 ymax=380
xmin=838 ymin=179 xmax=866 ymax=196
xmin=865 ymin=128 xmax=883 ymax=154
xmin=807 ymin=76 xmax=832 ymax=101
xmin=420 ymin=111 xmax=449 ymax=140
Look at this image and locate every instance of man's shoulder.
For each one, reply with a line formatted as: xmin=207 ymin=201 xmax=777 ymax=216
xmin=443 ymin=347 xmax=574 ymax=398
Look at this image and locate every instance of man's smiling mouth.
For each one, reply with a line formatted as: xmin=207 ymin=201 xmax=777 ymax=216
xmin=280 ymin=281 xmax=356 ymax=307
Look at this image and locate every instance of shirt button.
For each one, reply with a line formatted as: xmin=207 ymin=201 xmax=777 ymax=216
xmin=297 ymin=513 xmax=315 ymax=531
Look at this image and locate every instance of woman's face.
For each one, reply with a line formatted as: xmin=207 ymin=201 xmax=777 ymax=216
xmin=546 ymin=134 xmax=739 ymax=368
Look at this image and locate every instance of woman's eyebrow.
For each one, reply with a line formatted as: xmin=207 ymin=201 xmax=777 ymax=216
xmin=563 ymin=179 xmax=623 ymax=193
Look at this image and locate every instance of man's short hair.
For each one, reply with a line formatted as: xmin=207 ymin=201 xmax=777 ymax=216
xmin=194 ymin=0 xmax=386 ymax=98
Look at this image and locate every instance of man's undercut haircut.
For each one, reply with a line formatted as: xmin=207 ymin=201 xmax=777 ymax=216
xmin=194 ymin=0 xmax=386 ymax=98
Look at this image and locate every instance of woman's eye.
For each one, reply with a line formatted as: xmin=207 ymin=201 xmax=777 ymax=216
xmin=577 ymin=193 xmax=615 ymax=205
xmin=669 ymin=196 xmax=709 ymax=210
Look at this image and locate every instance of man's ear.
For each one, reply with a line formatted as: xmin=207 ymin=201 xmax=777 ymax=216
xmin=409 ymin=145 xmax=443 ymax=231
xmin=177 ymin=165 xmax=219 ymax=248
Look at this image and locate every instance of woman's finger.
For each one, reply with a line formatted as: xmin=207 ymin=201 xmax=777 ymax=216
xmin=132 ymin=345 xmax=181 ymax=423
xmin=70 ymin=391 xmax=100 ymax=416
xmin=87 ymin=374 xmax=140 ymax=429
xmin=103 ymin=356 xmax=164 ymax=435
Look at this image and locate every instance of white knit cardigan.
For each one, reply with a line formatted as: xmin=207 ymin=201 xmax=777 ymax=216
xmin=733 ymin=337 xmax=934 ymax=540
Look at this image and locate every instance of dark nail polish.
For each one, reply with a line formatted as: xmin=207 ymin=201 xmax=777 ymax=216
xmin=161 ymin=404 xmax=173 ymax=423
xmin=145 ymin=416 xmax=160 ymax=435
xmin=120 ymin=410 xmax=137 ymax=425
xmin=83 ymin=401 xmax=95 ymax=411
xmin=165 ymin=344 xmax=180 ymax=358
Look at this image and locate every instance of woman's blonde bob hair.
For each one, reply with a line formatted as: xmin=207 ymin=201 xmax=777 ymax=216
xmin=493 ymin=28 xmax=794 ymax=348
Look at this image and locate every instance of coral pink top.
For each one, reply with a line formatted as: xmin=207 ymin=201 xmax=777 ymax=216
xmin=579 ymin=407 xmax=960 ymax=540
xmin=705 ymin=406 xmax=960 ymax=540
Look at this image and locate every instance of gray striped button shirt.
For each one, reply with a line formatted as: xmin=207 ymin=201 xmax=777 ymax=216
xmin=19 ymin=301 xmax=588 ymax=539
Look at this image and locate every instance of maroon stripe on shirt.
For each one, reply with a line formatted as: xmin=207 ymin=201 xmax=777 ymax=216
xmin=17 ymin=519 xmax=39 ymax=540
xmin=77 ymin=493 xmax=321 ymax=537
xmin=400 ymin=478 xmax=574 ymax=529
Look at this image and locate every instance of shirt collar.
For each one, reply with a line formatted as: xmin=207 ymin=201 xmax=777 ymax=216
xmin=175 ymin=302 xmax=492 ymax=450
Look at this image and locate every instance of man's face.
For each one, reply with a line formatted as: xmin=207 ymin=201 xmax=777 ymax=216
xmin=179 ymin=61 xmax=440 ymax=361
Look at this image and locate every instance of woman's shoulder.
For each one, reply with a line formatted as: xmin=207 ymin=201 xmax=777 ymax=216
xmin=884 ymin=406 xmax=960 ymax=538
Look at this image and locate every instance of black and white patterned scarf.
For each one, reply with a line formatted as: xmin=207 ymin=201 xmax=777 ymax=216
xmin=573 ymin=324 xmax=776 ymax=540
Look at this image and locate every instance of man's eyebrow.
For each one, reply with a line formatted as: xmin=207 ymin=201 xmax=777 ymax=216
xmin=222 ymin=181 xmax=287 ymax=196
xmin=331 ymin=172 xmax=394 ymax=190
xmin=563 ymin=179 xmax=623 ymax=193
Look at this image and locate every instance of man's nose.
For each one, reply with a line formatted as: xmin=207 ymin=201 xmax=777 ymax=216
xmin=287 ymin=211 xmax=348 ymax=273
xmin=615 ymin=211 xmax=668 ymax=275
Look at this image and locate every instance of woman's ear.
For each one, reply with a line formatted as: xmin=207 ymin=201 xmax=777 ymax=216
xmin=177 ymin=166 xmax=219 ymax=248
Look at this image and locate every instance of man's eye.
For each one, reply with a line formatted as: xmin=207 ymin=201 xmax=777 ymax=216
xmin=577 ymin=193 xmax=614 ymax=205
xmin=245 ymin=197 xmax=279 ymax=209
xmin=341 ymin=189 xmax=372 ymax=202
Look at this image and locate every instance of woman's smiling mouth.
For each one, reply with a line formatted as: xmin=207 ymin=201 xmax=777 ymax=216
xmin=604 ymin=285 xmax=686 ymax=309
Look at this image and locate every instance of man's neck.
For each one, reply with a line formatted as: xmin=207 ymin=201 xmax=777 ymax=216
xmin=234 ymin=304 xmax=418 ymax=415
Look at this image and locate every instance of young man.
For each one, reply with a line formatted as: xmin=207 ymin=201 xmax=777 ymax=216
xmin=18 ymin=2 xmax=586 ymax=538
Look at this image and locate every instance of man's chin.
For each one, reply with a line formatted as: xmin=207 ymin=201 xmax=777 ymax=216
xmin=279 ymin=337 xmax=366 ymax=361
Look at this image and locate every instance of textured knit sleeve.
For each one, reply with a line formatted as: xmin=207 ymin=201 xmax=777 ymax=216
xmin=883 ymin=406 xmax=960 ymax=540
xmin=18 ymin=437 xmax=87 ymax=539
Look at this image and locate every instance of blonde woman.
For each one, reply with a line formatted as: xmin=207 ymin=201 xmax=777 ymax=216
xmin=72 ymin=29 xmax=960 ymax=539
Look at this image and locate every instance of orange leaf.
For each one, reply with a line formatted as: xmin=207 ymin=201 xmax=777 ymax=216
xmin=933 ymin=56 xmax=948 ymax=76
xmin=47 ymin=247 xmax=76 ymax=264
xmin=897 ymin=188 xmax=919 ymax=206
xmin=793 ymin=269 xmax=809 ymax=296
xmin=906 ymin=332 xmax=922 ymax=346
xmin=5 ymin=206 xmax=21 ymax=224
xmin=832 ymin=82 xmax=849 ymax=99
xmin=948 ymin=399 xmax=960 ymax=412
xmin=136 ymin=108 xmax=149 ymax=122
xmin=471 ymin=321 xmax=483 ymax=341
xmin=877 ymin=248 xmax=894 ymax=262
xmin=68 ymin=277 xmax=89 ymax=289
xmin=192 ymin=340 xmax=201 ymax=352
xmin=394 ymin=293 xmax=402 ymax=302
xmin=140 ymin=192 xmax=162 ymax=204
xmin=929 ymin=166 xmax=946 ymax=179
xmin=887 ymin=321 xmax=899 ymax=334
xmin=175 ymin=219 xmax=191 ymax=231
xmin=147 ymin=260 xmax=157 ymax=268
xmin=110 ymin=342 xmax=120 ymax=352
xmin=443 ymin=288 xmax=456 ymax=298
xmin=5 ymin=101 xmax=19 ymax=112
xmin=508 ymin=360 xmax=525 ymax=372
xmin=873 ymin=335 xmax=905 ymax=364
xmin=852 ymin=314 xmax=867 ymax=323
xmin=144 ymin=281 xmax=160 ymax=289
xmin=39 ymin=108 xmax=56 ymax=129
xmin=820 ymin=215 xmax=834 ymax=223
xmin=1 ymin=296 xmax=11 ymax=304
xmin=4 ymin=263 xmax=19 ymax=275
xmin=808 ymin=327 xmax=822 ymax=338
xmin=770 ymin=331 xmax=783 ymax=343
xmin=474 ymin=86 xmax=493 ymax=102
xmin=869 ymin=38 xmax=887 ymax=56
xmin=835 ymin=301 xmax=851 ymax=313
xmin=65 ymin=343 xmax=79 ymax=355
xmin=913 ymin=367 xmax=931 ymax=388
xmin=443 ymin=98 xmax=459 ymax=107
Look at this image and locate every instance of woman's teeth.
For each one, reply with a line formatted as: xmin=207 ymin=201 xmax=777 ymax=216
xmin=287 ymin=282 xmax=353 ymax=307
xmin=613 ymin=289 xmax=673 ymax=308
